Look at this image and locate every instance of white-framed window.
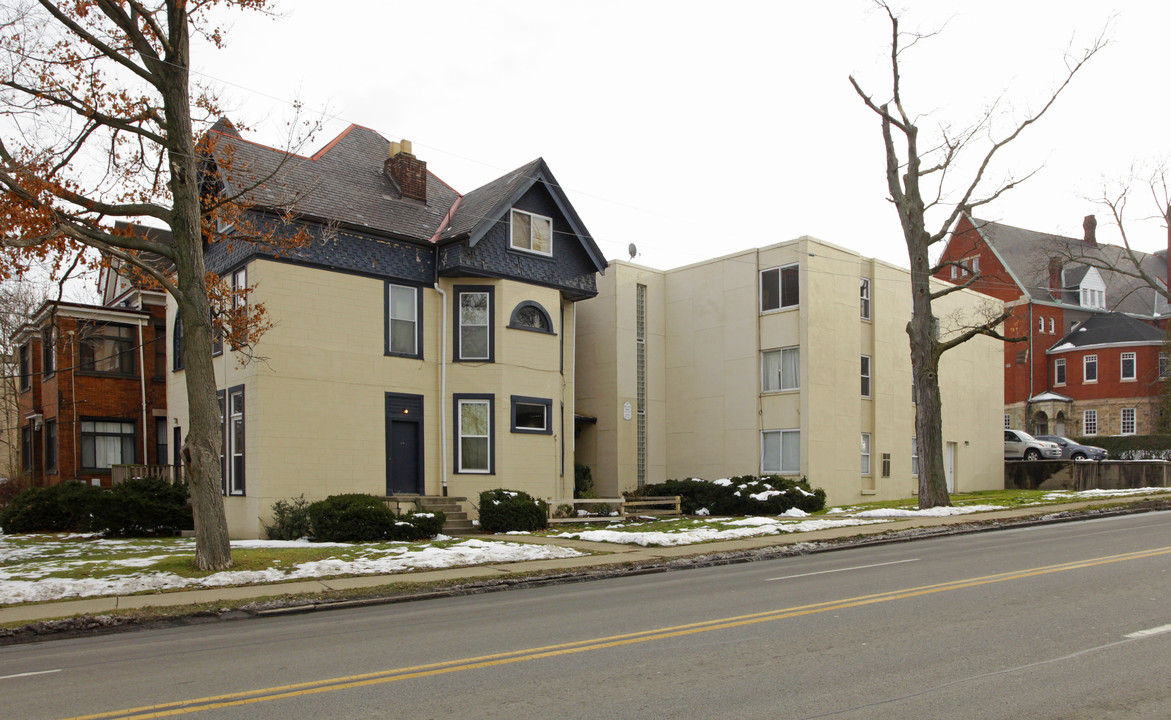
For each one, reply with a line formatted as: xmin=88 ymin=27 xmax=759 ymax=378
xmin=861 ymin=433 xmax=871 ymax=475
xmin=912 ymin=436 xmax=919 ymax=475
xmin=80 ymin=420 xmax=135 ymax=469
xmin=456 ymin=396 xmax=493 ymax=473
xmin=1121 ymin=352 xmax=1136 ymax=381
xmin=861 ymin=355 xmax=872 ymax=397
xmin=950 ymin=256 xmax=980 ymax=279
xmin=760 ymin=265 xmax=799 ymax=312
xmin=387 ymin=283 xmax=421 ymax=357
xmin=1003 ymin=414 xmax=1010 ymax=429
xmin=1083 ymin=409 xmax=1098 ymax=436
xmin=455 ymin=286 xmax=493 ymax=362
xmin=762 ymin=347 xmax=799 ymax=392
xmin=1048 ymin=317 xmax=1055 ymax=334
xmin=762 ymin=429 xmax=800 ymax=474
xmin=1054 ymin=358 xmax=1066 ymax=386
xmin=1038 ymin=317 xmax=1045 ymax=333
xmin=1161 ymin=353 xmax=1170 ymax=380
xmin=1121 ymin=407 xmax=1136 ymax=435
xmin=860 ymin=278 xmax=871 ymax=320
xmin=1080 ymin=287 xmax=1105 ymax=309
xmin=1084 ymin=354 xmax=1098 ymax=383
xmin=510 ymin=209 xmax=553 ymax=256
xmin=227 ymin=386 xmax=245 ymax=495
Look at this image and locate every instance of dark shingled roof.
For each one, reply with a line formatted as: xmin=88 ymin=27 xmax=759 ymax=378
xmin=208 ymin=123 xmax=459 ymax=242
xmin=204 ymin=123 xmax=606 ymax=276
xmin=1047 ymin=312 xmax=1164 ymax=353
xmin=441 ymin=158 xmax=543 ymax=242
xmin=971 ymin=217 xmax=1166 ymax=317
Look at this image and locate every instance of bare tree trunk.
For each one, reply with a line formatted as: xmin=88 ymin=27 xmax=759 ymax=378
xmin=161 ymin=32 xmax=232 ymax=572
xmin=906 ymin=203 xmax=952 ymax=507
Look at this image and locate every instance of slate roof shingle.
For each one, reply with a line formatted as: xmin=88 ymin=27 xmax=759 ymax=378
xmin=972 ymin=217 xmax=1166 ymax=317
xmin=1047 ymin=311 xmax=1165 ymax=352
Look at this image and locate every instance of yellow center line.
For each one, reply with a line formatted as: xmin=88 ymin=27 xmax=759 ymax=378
xmin=59 ymin=545 xmax=1171 ymax=720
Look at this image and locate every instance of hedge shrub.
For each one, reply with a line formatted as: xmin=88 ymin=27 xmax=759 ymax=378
xmin=386 ymin=511 xmax=447 ymax=542
xmin=306 ymin=494 xmax=398 ymax=542
xmin=264 ymin=495 xmax=313 ymax=541
xmin=99 ymin=477 xmax=193 ymax=537
xmin=1077 ymin=434 xmax=1171 ymax=460
xmin=478 ymin=488 xmax=548 ymax=533
xmin=628 ymin=475 xmax=825 ymax=516
xmin=0 ymin=481 xmax=105 ymax=533
xmin=300 ymin=494 xmax=447 ymax=542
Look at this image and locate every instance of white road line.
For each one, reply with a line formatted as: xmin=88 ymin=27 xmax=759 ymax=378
xmin=0 ymin=669 xmax=62 ymax=681
xmin=1125 ymin=623 xmax=1171 ymax=639
xmin=765 ymin=558 xmax=919 ymax=582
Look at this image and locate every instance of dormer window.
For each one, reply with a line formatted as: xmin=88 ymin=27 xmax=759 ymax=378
xmin=1080 ymin=287 xmax=1105 ymax=309
xmin=510 ymin=209 xmax=552 ymax=256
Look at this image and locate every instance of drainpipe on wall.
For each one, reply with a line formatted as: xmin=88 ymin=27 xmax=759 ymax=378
xmin=137 ymin=315 xmax=148 ymax=466
xmin=1026 ymin=302 xmax=1034 ymax=433
xmin=429 ymin=194 xmax=461 ymax=498
xmin=69 ymin=331 xmax=78 ymax=482
xmin=434 ymin=282 xmax=448 ymax=497
xmin=571 ymin=299 xmax=577 ymax=497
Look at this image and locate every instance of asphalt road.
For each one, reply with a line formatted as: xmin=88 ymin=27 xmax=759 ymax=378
xmin=5 ymin=511 xmax=1171 ymax=720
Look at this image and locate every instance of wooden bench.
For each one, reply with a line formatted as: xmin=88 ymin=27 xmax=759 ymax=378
xmin=546 ymin=496 xmax=681 ymax=524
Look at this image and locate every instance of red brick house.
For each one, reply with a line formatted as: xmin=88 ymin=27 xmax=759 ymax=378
xmin=936 ymin=213 xmax=1168 ymax=437
xmin=14 ymin=295 xmax=169 ymax=488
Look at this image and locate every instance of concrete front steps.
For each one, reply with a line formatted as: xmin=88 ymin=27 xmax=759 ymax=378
xmin=415 ymin=496 xmax=473 ymax=534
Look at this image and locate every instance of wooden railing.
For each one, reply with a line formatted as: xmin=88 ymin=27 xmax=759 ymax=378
xmin=111 ymin=464 xmax=177 ymax=485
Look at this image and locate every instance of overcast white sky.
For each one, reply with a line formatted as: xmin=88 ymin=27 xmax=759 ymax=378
xmin=192 ymin=0 xmax=1168 ymax=271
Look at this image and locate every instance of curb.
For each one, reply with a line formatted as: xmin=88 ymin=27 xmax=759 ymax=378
xmin=3 ymin=499 xmax=1169 ymax=645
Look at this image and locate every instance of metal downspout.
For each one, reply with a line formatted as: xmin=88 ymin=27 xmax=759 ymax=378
xmin=435 ymin=282 xmax=447 ymax=496
xmin=137 ymin=322 xmax=148 ymax=465
xmin=1026 ymin=302 xmax=1034 ymax=432
xmin=429 ymin=195 xmax=461 ymax=498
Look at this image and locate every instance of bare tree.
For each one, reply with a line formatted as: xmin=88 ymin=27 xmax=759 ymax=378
xmin=0 ymin=1 xmax=311 ymax=569
xmin=1052 ymin=166 xmax=1171 ymax=304
xmin=0 ymin=278 xmax=48 ymax=480
xmin=850 ymin=3 xmax=1105 ymax=507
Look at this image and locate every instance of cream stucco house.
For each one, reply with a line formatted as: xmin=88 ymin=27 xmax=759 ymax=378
xmin=575 ymin=237 xmax=1004 ymax=507
xmin=167 ymin=122 xmax=606 ymax=538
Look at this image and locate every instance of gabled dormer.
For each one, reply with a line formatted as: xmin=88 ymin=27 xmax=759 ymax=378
xmin=1073 ymin=266 xmax=1105 ymax=310
xmin=436 ymin=158 xmax=607 ymax=300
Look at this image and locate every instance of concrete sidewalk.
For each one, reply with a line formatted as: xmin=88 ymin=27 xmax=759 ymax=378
xmin=2 ymin=496 xmax=1165 ymax=627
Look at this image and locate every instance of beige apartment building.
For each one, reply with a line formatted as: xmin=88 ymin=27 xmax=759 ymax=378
xmin=168 ymin=123 xmax=606 ymax=538
xmin=575 ymin=236 xmax=1004 ymax=506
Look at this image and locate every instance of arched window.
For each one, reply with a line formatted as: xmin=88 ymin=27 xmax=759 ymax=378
xmin=508 ymin=301 xmax=554 ymax=334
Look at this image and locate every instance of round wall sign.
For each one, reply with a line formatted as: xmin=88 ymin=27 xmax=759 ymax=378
xmin=623 ymin=401 xmax=632 ymax=421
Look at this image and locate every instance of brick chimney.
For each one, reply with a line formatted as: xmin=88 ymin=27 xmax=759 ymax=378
xmin=1048 ymin=257 xmax=1062 ymax=290
xmin=1083 ymin=214 xmax=1097 ymax=246
xmin=384 ymin=139 xmax=427 ymax=203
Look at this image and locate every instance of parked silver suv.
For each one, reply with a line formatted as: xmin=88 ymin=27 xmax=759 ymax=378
xmin=1004 ymin=429 xmax=1061 ymax=460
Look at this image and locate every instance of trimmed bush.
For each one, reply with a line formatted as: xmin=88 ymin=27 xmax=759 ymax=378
xmin=99 ymin=476 xmax=193 ymax=537
xmin=1078 ymin=434 xmax=1171 ymax=460
xmin=307 ymin=494 xmax=397 ymax=542
xmin=478 ymin=488 xmax=548 ymax=533
xmin=0 ymin=481 xmax=105 ymax=533
xmin=629 ymin=475 xmax=826 ymax=516
xmin=386 ymin=511 xmax=447 ymax=542
xmin=264 ymin=495 xmax=313 ymax=541
xmin=0 ymin=476 xmax=30 ymax=510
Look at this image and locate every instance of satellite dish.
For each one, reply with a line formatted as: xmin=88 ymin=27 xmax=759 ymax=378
xmin=628 ymin=243 xmax=638 ymax=261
